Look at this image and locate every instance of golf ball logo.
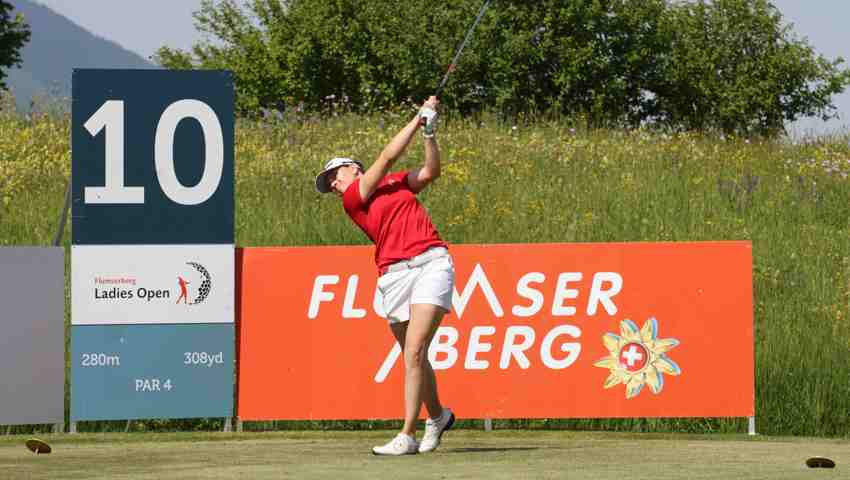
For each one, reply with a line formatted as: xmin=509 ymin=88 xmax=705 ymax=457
xmin=177 ymin=262 xmax=213 ymax=306
xmin=594 ymin=318 xmax=681 ymax=399
xmin=186 ymin=262 xmax=212 ymax=305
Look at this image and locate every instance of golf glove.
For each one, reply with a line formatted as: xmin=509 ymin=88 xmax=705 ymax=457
xmin=419 ymin=106 xmax=438 ymax=138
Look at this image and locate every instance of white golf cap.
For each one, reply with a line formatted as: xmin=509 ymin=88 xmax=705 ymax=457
xmin=314 ymin=157 xmax=364 ymax=193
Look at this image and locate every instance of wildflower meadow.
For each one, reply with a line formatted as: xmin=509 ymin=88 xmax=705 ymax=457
xmin=2 ymin=98 xmax=849 ymax=436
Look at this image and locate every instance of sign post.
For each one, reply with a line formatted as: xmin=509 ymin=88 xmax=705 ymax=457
xmin=71 ymin=69 xmax=235 ymax=421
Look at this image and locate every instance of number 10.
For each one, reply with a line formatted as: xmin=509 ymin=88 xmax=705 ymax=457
xmin=83 ymin=99 xmax=224 ymax=206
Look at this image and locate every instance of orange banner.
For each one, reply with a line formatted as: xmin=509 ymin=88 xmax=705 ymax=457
xmin=237 ymin=242 xmax=753 ymax=420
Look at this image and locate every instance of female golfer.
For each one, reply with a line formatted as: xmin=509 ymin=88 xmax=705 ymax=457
xmin=315 ymin=96 xmax=455 ymax=455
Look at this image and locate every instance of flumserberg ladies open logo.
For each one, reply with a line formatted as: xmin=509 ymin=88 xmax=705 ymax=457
xmin=93 ymin=261 xmax=212 ymax=306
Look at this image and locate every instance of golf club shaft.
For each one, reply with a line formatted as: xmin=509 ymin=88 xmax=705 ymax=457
xmin=435 ymin=0 xmax=492 ymax=97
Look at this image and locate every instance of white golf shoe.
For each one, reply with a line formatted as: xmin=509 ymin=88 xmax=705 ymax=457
xmin=371 ymin=433 xmax=419 ymax=456
xmin=418 ymin=407 xmax=455 ymax=453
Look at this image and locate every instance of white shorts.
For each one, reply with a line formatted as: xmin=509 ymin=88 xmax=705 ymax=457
xmin=377 ymin=248 xmax=455 ymax=324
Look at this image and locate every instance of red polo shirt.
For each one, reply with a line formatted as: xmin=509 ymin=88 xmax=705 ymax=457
xmin=343 ymin=171 xmax=447 ymax=274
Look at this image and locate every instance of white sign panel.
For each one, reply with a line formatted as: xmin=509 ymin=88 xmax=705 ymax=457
xmin=73 ymin=245 xmax=234 ymax=325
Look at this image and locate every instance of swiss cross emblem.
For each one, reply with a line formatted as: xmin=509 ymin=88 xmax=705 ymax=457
xmin=619 ymin=342 xmax=648 ymax=372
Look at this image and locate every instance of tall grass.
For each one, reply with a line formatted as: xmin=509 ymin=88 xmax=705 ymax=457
xmin=2 ymin=105 xmax=849 ymax=436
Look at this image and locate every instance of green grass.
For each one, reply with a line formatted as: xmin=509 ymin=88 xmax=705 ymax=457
xmin=1 ymin=111 xmax=849 ymax=436
xmin=1 ymin=430 xmax=848 ymax=479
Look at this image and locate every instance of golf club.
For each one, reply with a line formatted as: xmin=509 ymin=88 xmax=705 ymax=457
xmin=421 ymin=0 xmax=492 ymax=127
xmin=435 ymin=0 xmax=492 ymax=97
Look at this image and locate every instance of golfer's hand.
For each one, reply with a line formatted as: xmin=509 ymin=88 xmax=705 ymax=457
xmin=419 ymin=96 xmax=440 ymax=138
xmin=423 ymin=96 xmax=439 ymax=110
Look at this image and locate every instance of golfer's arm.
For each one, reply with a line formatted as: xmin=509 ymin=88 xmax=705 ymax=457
xmin=409 ymin=137 xmax=440 ymax=193
xmin=359 ymin=116 xmax=421 ymax=201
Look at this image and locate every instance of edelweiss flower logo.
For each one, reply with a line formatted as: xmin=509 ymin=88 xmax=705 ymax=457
xmin=593 ymin=318 xmax=681 ymax=399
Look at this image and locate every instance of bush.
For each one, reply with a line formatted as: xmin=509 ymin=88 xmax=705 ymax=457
xmin=156 ymin=0 xmax=850 ymax=135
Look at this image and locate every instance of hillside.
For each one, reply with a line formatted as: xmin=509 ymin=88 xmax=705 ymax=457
xmin=5 ymin=0 xmax=155 ymax=110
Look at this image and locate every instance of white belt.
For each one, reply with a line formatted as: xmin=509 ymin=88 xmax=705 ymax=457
xmin=386 ymin=247 xmax=448 ymax=274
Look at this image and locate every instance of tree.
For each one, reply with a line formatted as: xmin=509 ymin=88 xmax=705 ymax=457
xmin=653 ymin=0 xmax=850 ymax=136
xmin=156 ymin=0 xmax=672 ymax=121
xmin=484 ymin=0 xmax=669 ymax=126
xmin=0 ymin=0 xmax=31 ymax=91
xmin=157 ymin=0 xmax=850 ymax=135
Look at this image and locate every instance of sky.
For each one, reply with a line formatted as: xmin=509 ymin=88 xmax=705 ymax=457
xmin=34 ymin=0 xmax=213 ymax=63
xmin=33 ymin=0 xmax=850 ymax=135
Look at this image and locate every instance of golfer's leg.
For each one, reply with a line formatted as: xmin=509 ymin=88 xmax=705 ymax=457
xmin=420 ymin=332 xmax=443 ymax=419
xmin=391 ymin=318 xmax=442 ymax=427
xmin=401 ymin=303 xmax=445 ymax=436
